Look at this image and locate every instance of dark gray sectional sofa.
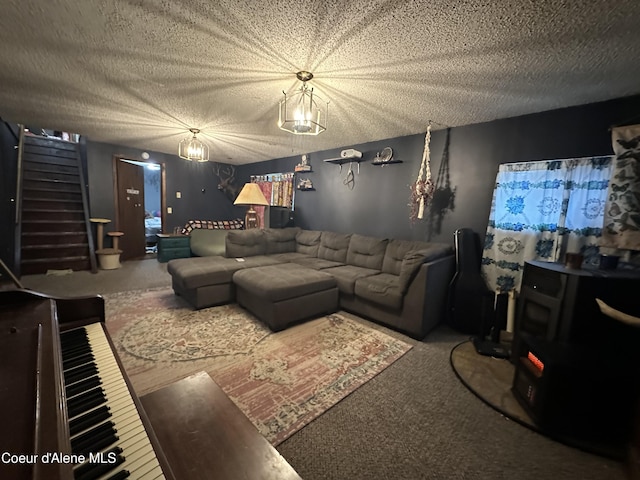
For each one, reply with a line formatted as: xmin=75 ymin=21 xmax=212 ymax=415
xmin=167 ymin=227 xmax=455 ymax=339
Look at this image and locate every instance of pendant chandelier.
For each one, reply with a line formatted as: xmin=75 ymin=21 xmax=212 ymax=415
xmin=278 ymin=71 xmax=328 ymax=135
xmin=178 ymin=128 xmax=209 ymax=162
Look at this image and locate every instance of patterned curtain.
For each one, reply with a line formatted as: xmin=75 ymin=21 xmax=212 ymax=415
xmin=482 ymin=156 xmax=613 ymax=292
xmin=600 ymin=124 xmax=640 ymax=250
xmin=251 ymin=173 xmax=295 ymax=227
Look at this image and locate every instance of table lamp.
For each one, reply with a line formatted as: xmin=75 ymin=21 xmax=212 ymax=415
xmin=234 ymin=183 xmax=269 ymax=229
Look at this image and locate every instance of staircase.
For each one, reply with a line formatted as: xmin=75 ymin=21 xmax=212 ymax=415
xmin=18 ymin=133 xmax=97 ymax=275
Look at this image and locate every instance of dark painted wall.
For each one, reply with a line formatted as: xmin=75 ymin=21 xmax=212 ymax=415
xmin=238 ymin=94 xmax=640 ymax=245
xmin=0 ymin=122 xmax=19 ymax=272
xmin=85 ymin=142 xmax=243 ymax=234
xmin=3 ymin=94 xmax=639 ymax=274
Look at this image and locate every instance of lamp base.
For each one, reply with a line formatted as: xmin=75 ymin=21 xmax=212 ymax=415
xmin=245 ymin=207 xmax=260 ymax=229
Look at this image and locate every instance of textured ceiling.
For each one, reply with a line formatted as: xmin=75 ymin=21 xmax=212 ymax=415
xmin=1 ymin=0 xmax=639 ymax=165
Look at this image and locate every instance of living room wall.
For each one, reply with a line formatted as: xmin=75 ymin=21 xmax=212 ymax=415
xmin=2 ymin=94 xmax=639 ymax=274
xmin=236 ymin=94 xmax=640 ymax=245
xmin=84 ymin=141 xmax=241 ymax=234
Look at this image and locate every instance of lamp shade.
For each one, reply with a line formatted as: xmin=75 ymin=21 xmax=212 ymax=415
xmin=233 ymin=183 xmax=269 ymax=206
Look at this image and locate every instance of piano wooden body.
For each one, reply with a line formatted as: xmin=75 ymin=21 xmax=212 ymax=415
xmin=0 ymin=289 xmax=302 ymax=480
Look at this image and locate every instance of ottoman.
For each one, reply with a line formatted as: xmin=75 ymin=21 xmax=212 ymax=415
xmin=233 ymin=263 xmax=339 ymax=331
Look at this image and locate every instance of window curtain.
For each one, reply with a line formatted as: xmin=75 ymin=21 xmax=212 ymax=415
xmin=600 ymin=124 xmax=640 ymax=251
xmin=251 ymin=173 xmax=295 ymax=227
xmin=482 ymin=156 xmax=613 ymax=292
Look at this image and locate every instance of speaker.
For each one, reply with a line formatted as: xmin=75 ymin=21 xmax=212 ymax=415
xmin=448 ymin=228 xmax=490 ymax=334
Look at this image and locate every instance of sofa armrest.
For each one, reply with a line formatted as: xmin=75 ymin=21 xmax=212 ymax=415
xmin=401 ymin=254 xmax=455 ymax=338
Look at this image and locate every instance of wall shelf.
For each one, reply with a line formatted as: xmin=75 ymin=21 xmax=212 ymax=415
xmin=371 ymin=160 xmax=403 ymax=166
xmin=296 ymin=187 xmax=315 ymax=191
xmin=324 ymin=155 xmax=364 ymax=174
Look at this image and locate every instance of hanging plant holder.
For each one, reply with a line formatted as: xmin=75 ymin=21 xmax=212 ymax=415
xmin=409 ymin=123 xmax=435 ymax=223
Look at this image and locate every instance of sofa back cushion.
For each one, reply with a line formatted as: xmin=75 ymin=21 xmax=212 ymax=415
xmin=190 ymin=229 xmax=227 ymax=257
xmin=381 ymin=239 xmax=452 ymax=292
xmin=382 ymin=240 xmax=452 ymax=274
xmin=296 ymin=230 xmax=322 ymax=256
xmin=225 ymin=229 xmax=266 ymax=257
xmin=318 ymin=231 xmax=352 ymax=262
xmin=346 ymin=234 xmax=388 ymax=270
xmin=382 ymin=239 xmax=428 ymax=275
xmin=264 ymin=227 xmax=300 ymax=254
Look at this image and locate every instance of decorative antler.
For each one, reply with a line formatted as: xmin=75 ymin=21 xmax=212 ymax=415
xmin=213 ymin=163 xmax=240 ymax=202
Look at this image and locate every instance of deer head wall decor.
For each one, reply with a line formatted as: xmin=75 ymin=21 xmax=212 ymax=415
xmin=212 ymin=163 xmax=241 ymax=202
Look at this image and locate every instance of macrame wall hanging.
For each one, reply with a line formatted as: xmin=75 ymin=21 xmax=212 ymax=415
xmin=409 ymin=123 xmax=435 ymax=223
xmin=426 ymin=128 xmax=456 ymax=239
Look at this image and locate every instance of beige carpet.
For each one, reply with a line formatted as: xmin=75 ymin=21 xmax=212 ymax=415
xmin=105 ymin=287 xmax=412 ymax=445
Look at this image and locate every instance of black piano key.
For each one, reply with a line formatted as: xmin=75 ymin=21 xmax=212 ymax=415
xmin=63 ymin=352 xmax=95 ymax=370
xmin=104 ymin=470 xmax=130 ymax=480
xmin=68 ymin=387 xmax=106 ymax=418
xmin=60 ymin=331 xmax=90 ymax=349
xmin=66 ymin=375 xmax=102 ymax=399
xmin=62 ymin=343 xmax=93 ymax=359
xmin=64 ymin=363 xmax=99 ymax=385
xmin=75 ymin=454 xmax=125 ymax=480
xmin=73 ymin=446 xmax=123 ymax=480
xmin=74 ymin=432 xmax=119 ymax=457
xmin=69 ymin=404 xmax=111 ymax=436
xmin=72 ymin=422 xmax=117 ymax=455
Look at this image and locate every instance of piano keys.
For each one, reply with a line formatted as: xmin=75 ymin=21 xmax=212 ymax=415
xmin=0 ymin=290 xmax=174 ymax=480
xmin=1 ymin=288 xmax=303 ymax=480
xmin=61 ymin=323 xmax=166 ymax=479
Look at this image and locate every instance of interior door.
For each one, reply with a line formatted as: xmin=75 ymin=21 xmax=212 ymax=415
xmin=116 ymin=160 xmax=146 ymax=260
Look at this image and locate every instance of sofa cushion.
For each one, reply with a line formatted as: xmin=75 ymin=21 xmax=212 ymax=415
xmin=190 ymin=229 xmax=227 ymax=257
xmin=354 ymin=273 xmax=403 ymax=310
xmin=346 ymin=234 xmax=388 ymax=270
xmin=167 ymin=256 xmax=248 ymax=289
xmin=264 ymin=227 xmax=300 ymax=254
xmin=382 ymin=240 xmax=452 ymax=275
xmin=225 ymin=229 xmax=266 ymax=258
xmin=168 ymin=255 xmax=284 ymax=289
xmin=382 ymin=239 xmax=429 ymax=275
xmin=233 ymin=263 xmax=336 ymax=302
xmin=291 ymin=256 xmax=344 ymax=270
xmin=318 ymin=232 xmax=352 ymax=262
xmin=270 ymin=252 xmax=312 ymax=263
xmin=296 ymin=230 xmax=322 ymax=256
xmin=323 ymin=265 xmax=380 ymax=295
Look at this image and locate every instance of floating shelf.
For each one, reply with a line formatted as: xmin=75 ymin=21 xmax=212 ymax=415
xmin=297 ymin=187 xmax=315 ymax=191
xmin=371 ymin=160 xmax=403 ymax=166
xmin=323 ymin=155 xmax=363 ymax=165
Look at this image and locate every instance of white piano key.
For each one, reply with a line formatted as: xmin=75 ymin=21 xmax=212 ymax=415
xmin=67 ymin=323 xmax=166 ymax=480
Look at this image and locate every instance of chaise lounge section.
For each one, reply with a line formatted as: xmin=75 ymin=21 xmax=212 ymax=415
xmin=167 ymin=227 xmax=455 ymax=339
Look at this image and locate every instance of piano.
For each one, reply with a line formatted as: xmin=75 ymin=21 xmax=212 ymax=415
xmin=0 ymin=287 xmax=302 ymax=480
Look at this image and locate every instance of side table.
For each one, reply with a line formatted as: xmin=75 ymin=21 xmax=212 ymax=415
xmin=156 ymin=233 xmax=191 ymax=263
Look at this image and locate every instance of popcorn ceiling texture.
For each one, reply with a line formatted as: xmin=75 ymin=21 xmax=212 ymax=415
xmin=1 ymin=0 xmax=639 ymax=164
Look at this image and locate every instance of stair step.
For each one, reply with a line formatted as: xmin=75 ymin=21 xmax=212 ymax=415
xmin=22 ymin=255 xmax=89 ymax=264
xmin=23 ymin=196 xmax=81 ymax=204
xmin=21 ymin=245 xmax=89 ymax=260
xmin=22 ymin=243 xmax=88 ymax=250
xmin=22 ymin=208 xmax=85 ymax=220
xmin=23 ymin=164 xmax=79 ymax=175
xmin=22 ymin=232 xmax=88 ymax=246
xmin=22 ymin=189 xmax=82 ymax=201
xmin=21 ymin=258 xmax=91 ymax=276
xmin=23 ymin=171 xmax=80 ymax=183
xmin=22 ymin=178 xmax=80 ymax=192
xmin=21 ymin=220 xmax=87 ymax=233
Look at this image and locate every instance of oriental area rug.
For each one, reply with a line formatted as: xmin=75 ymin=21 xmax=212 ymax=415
xmin=104 ymin=287 xmax=412 ymax=445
